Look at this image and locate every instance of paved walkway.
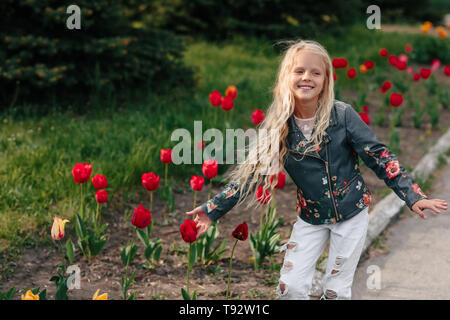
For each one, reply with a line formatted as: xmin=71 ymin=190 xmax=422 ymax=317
xmin=352 ymin=157 xmax=450 ymax=299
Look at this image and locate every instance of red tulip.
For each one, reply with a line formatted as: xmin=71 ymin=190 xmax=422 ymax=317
xmin=251 ymin=109 xmax=265 ymax=125
xmin=92 ymin=174 xmax=107 ymax=190
xmin=346 ymin=68 xmax=357 ymax=79
xmin=225 ymin=85 xmax=237 ymax=99
xmin=379 ymin=48 xmax=388 ymax=57
xmin=405 ymin=44 xmax=412 ymax=53
xmin=72 ymin=163 xmax=92 ymax=184
xmin=270 ymin=172 xmax=286 ymax=189
xmin=209 ymin=90 xmax=222 ymax=107
xmin=196 ymin=141 xmax=205 ymax=150
xmin=95 ymin=190 xmax=108 ymax=204
xmin=406 ymin=66 xmax=413 ymax=74
xmin=142 ymin=172 xmax=160 ymax=191
xmin=380 ymin=80 xmax=392 ymax=94
xmin=131 ymin=204 xmax=152 ymax=229
xmin=431 ymin=59 xmax=441 ymax=73
xmin=180 ymin=219 xmax=198 ymax=243
xmin=190 ymin=175 xmax=204 ymax=191
xmin=221 ymin=96 xmax=234 ymax=111
xmin=256 ymin=185 xmax=271 ymax=205
xmin=420 ymin=68 xmax=431 ymax=79
xmin=396 ymin=61 xmax=407 ymax=71
xmin=332 ymin=58 xmax=348 ymax=69
xmin=359 ymin=112 xmax=370 ymax=125
xmin=444 ymin=66 xmax=450 ymax=76
xmin=202 ymin=159 xmax=218 ymax=179
xmin=362 ymin=105 xmax=369 ymax=113
xmin=232 ymin=222 xmax=248 ymax=241
xmin=390 ymin=93 xmax=403 ymax=107
xmin=160 ymin=149 xmax=172 ymax=164
xmin=412 ymin=73 xmax=420 ymax=82
xmin=364 ymin=60 xmax=375 ymax=70
xmin=388 ymin=55 xmax=398 ymax=67
xmin=333 ymin=73 xmax=337 ymax=81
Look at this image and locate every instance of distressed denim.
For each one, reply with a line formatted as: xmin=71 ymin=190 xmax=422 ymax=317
xmin=276 ymin=207 xmax=369 ymax=300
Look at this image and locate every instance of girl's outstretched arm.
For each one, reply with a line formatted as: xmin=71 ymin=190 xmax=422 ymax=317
xmin=345 ymin=103 xmax=448 ymax=218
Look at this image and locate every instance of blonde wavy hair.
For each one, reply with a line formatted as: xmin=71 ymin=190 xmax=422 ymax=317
xmin=226 ymin=39 xmax=335 ymax=208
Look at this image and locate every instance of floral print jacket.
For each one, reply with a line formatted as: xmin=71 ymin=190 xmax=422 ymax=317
xmin=201 ymin=100 xmax=427 ymax=225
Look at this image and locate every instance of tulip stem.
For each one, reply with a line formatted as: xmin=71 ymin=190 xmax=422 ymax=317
xmin=150 ymin=191 xmax=153 ymax=211
xmin=80 ymin=184 xmax=84 ymax=220
xmin=124 ymin=228 xmax=137 ymax=300
xmin=213 ymin=108 xmax=218 ymax=129
xmin=208 ymin=179 xmax=213 ymax=201
xmin=96 ymin=202 xmax=100 ymax=226
xmin=226 ymin=240 xmax=238 ymax=300
xmin=164 ymin=163 xmax=168 ymax=188
xmin=193 ymin=191 xmax=197 ymax=212
xmin=187 ymin=243 xmax=191 ymax=295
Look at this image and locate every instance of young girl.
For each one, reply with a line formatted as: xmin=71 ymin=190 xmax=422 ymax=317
xmin=186 ymin=39 xmax=448 ymax=300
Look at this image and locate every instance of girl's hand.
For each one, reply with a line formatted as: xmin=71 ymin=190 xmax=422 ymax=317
xmin=411 ymin=198 xmax=448 ymax=220
xmin=186 ymin=206 xmax=213 ymax=239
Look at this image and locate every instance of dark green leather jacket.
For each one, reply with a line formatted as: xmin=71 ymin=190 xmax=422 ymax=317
xmin=201 ymin=100 xmax=427 ymax=225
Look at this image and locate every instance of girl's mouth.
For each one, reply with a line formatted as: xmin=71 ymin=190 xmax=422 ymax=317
xmin=297 ymin=85 xmax=314 ymax=90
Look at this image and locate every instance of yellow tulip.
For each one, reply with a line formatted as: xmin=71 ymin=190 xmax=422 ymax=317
xmin=21 ymin=290 xmax=40 ymax=300
xmin=92 ymin=289 xmax=108 ymax=300
xmin=51 ymin=217 xmax=69 ymax=241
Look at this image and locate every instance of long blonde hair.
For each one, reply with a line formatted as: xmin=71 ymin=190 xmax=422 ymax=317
xmin=227 ymin=39 xmax=335 ymax=208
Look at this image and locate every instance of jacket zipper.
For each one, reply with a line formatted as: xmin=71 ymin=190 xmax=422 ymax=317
xmin=288 ymin=147 xmax=340 ymax=223
xmin=325 ymin=146 xmax=340 ymax=223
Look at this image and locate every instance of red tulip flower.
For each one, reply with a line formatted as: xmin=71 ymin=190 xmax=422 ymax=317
xmin=95 ymin=190 xmax=108 ymax=204
xmin=379 ymin=48 xmax=388 ymax=57
xmin=380 ymin=81 xmax=392 ymax=94
xmin=420 ymin=68 xmax=431 ymax=79
xmin=333 ymin=73 xmax=337 ymax=81
xmin=405 ymin=44 xmax=412 ymax=53
xmin=413 ymin=73 xmax=420 ymax=82
xmin=346 ymin=68 xmax=357 ymax=79
xmin=390 ymin=93 xmax=403 ymax=107
xmin=256 ymin=185 xmax=271 ymax=205
xmin=209 ymin=90 xmax=222 ymax=107
xmin=221 ymin=96 xmax=234 ymax=111
xmin=131 ymin=205 xmax=152 ymax=229
xmin=180 ymin=219 xmax=198 ymax=243
xmin=160 ymin=149 xmax=172 ymax=164
xmin=197 ymin=141 xmax=205 ymax=150
xmin=72 ymin=163 xmax=92 ymax=184
xmin=270 ymin=172 xmax=286 ymax=189
xmin=92 ymin=174 xmax=107 ymax=190
xmin=142 ymin=172 xmax=160 ymax=191
xmin=444 ymin=66 xmax=450 ymax=76
xmin=359 ymin=112 xmax=370 ymax=125
xmin=332 ymin=58 xmax=348 ymax=69
xmin=431 ymin=59 xmax=441 ymax=73
xmin=190 ymin=175 xmax=204 ymax=191
xmin=364 ymin=60 xmax=375 ymax=70
xmin=398 ymin=54 xmax=408 ymax=64
xmin=232 ymin=222 xmax=249 ymax=241
xmin=406 ymin=66 xmax=413 ymax=74
xmin=388 ymin=55 xmax=398 ymax=67
xmin=202 ymin=159 xmax=218 ymax=180
xmin=225 ymin=85 xmax=237 ymax=99
xmin=396 ymin=61 xmax=407 ymax=71
xmin=251 ymin=109 xmax=265 ymax=125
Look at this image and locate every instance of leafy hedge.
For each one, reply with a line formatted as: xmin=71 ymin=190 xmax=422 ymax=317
xmin=0 ymin=0 xmax=196 ymax=110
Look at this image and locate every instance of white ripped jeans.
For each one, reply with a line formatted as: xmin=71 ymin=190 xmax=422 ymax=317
xmin=276 ymin=207 xmax=369 ymax=300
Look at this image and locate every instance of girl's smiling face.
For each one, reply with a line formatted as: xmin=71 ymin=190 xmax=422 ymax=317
xmin=290 ymin=50 xmax=326 ymax=105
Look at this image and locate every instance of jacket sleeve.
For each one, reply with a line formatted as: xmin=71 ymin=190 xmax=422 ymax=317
xmin=201 ymin=182 xmax=243 ymax=222
xmin=345 ymin=104 xmax=428 ymax=210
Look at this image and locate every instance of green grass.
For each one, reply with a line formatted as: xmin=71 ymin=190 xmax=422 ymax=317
xmin=0 ymin=24 xmax=448 ymax=276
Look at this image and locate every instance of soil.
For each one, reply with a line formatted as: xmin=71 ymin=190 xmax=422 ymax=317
xmin=1 ymin=70 xmax=449 ymax=300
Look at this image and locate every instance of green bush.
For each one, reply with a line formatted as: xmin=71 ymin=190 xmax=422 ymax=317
xmin=0 ymin=0 xmax=196 ymax=110
xmin=410 ymin=35 xmax=450 ymax=64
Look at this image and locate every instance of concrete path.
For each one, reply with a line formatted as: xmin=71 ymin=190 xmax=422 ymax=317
xmin=352 ymin=157 xmax=450 ymax=299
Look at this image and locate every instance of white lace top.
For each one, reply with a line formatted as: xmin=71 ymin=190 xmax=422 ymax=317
xmin=294 ymin=114 xmax=316 ymax=140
